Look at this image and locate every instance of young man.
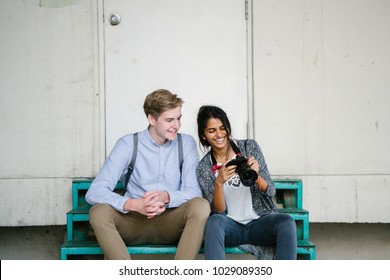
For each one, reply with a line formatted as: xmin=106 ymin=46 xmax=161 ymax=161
xmin=86 ymin=89 xmax=210 ymax=260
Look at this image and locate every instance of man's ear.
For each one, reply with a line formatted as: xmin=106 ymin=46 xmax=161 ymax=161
xmin=147 ymin=113 xmax=156 ymax=126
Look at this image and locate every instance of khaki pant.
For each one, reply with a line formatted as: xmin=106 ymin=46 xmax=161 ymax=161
xmin=89 ymin=197 xmax=211 ymax=260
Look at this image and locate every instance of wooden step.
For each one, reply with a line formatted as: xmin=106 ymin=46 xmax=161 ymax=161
xmin=71 ymin=179 xmax=304 ymax=210
xmin=60 ymin=240 xmax=316 ymax=260
xmin=64 ymin=179 xmax=315 ymax=259
xmin=274 ymin=179 xmax=302 ymax=209
xmin=66 ymin=208 xmax=311 ymax=242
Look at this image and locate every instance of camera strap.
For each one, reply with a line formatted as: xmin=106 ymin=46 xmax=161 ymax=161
xmin=230 ymin=140 xmax=242 ymax=156
xmin=210 ymin=140 xmax=242 ymax=174
xmin=124 ymin=133 xmax=183 ymax=187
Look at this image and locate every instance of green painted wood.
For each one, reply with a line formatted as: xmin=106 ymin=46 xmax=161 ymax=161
xmin=66 ymin=211 xmax=90 ymax=241
xmin=71 ymin=180 xmax=124 ymax=210
xmin=66 ymin=180 xmax=309 ymax=242
xmin=64 ymin=178 xmax=316 ymax=259
xmin=274 ymin=179 xmax=302 ymax=209
xmin=71 ymin=179 xmax=303 ymax=210
xmin=60 ymin=240 xmax=316 ymax=260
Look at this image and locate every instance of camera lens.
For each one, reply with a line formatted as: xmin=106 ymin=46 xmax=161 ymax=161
xmin=226 ymin=156 xmax=258 ymax=186
xmin=237 ymin=165 xmax=258 ymax=186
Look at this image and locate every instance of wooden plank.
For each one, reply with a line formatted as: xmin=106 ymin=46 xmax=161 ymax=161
xmin=60 ymin=240 xmax=316 ymax=260
xmin=63 ymin=178 xmax=316 ymax=259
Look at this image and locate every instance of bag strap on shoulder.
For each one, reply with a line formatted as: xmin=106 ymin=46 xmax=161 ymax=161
xmin=124 ymin=132 xmax=138 ymax=188
xmin=177 ymin=133 xmax=183 ymax=176
xmin=124 ymin=133 xmax=183 ymax=187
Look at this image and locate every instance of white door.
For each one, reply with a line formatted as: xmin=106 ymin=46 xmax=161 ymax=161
xmin=103 ymin=0 xmax=249 ymax=154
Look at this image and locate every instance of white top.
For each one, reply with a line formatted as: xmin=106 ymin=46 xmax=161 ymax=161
xmin=215 ymin=161 xmax=259 ymax=224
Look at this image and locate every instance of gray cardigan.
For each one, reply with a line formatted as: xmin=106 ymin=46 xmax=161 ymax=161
xmin=196 ymin=139 xmax=277 ymax=259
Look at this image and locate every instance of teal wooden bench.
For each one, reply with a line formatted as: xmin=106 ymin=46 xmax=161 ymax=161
xmin=60 ymin=179 xmax=316 ymax=260
xmin=60 ymin=240 xmax=316 ymax=260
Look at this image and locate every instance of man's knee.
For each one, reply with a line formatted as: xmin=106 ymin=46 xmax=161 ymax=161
xmin=187 ymin=197 xmax=211 ymax=218
xmin=89 ymin=203 xmax=116 ymax=227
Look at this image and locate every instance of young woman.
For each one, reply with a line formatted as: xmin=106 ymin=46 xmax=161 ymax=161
xmin=196 ymin=105 xmax=297 ymax=260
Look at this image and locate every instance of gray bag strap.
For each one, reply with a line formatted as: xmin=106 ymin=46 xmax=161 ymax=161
xmin=177 ymin=133 xmax=183 ymax=178
xmin=124 ymin=133 xmax=183 ymax=187
xmin=124 ymin=132 xmax=138 ymax=187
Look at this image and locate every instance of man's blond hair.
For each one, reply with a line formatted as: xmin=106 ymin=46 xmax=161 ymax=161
xmin=143 ymin=89 xmax=184 ymax=118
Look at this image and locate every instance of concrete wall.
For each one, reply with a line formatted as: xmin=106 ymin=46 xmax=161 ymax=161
xmin=1 ymin=224 xmax=389 ymax=259
xmin=251 ymin=0 xmax=390 ymax=222
xmin=0 ymin=0 xmax=389 ymax=227
xmin=0 ymin=0 xmax=101 ymax=226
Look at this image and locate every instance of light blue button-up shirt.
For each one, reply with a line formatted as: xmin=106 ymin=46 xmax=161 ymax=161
xmin=85 ymin=129 xmax=202 ymax=213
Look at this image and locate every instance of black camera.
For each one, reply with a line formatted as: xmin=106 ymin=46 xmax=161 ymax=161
xmin=225 ymin=156 xmax=258 ymax=186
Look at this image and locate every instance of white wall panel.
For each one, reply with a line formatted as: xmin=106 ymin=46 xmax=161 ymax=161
xmin=253 ymin=0 xmax=390 ymax=222
xmin=298 ymin=175 xmax=390 ymax=223
xmin=1 ymin=0 xmax=389 ymax=226
xmin=0 ymin=0 xmax=100 ymax=179
xmin=0 ymin=179 xmax=71 ymax=226
xmin=103 ymin=0 xmax=248 ymax=154
xmin=0 ymin=1 xmax=100 ymax=225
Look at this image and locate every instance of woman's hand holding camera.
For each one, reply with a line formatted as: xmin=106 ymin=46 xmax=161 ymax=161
xmin=216 ymin=160 xmax=236 ymax=185
xmin=247 ymin=156 xmax=268 ymax=192
xmin=247 ymin=156 xmax=259 ymax=173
